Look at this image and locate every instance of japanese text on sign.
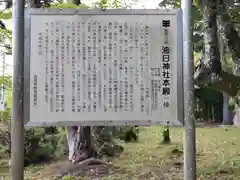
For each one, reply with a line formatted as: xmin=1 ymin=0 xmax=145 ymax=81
xmin=25 ymin=9 xmax=183 ymax=126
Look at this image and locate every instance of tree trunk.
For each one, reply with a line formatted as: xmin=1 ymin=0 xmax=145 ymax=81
xmin=231 ymin=63 xmax=240 ymax=125
xmin=216 ymin=0 xmax=240 ymax=64
xmin=66 ymin=126 xmax=94 ymax=163
xmin=28 ymin=0 xmax=41 ymax=8
xmin=194 ymin=0 xmax=240 ymax=125
xmin=72 ymin=0 xmax=81 ymax=5
xmin=195 ymin=0 xmax=221 ymax=85
xmin=27 ymin=0 xmax=94 ymax=164
xmin=222 ymin=92 xmax=232 ymax=124
xmin=194 ymin=0 xmax=240 ymax=97
xmin=216 ymin=0 xmax=240 ymax=125
xmin=65 ymin=0 xmax=95 ymax=164
xmin=215 ymin=97 xmax=223 ymax=123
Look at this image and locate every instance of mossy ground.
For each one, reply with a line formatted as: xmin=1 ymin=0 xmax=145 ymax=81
xmin=1 ymin=126 xmax=240 ymax=179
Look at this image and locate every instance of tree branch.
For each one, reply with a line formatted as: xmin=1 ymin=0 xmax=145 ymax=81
xmin=195 ymin=66 xmax=240 ymax=97
xmin=217 ymin=71 xmax=240 ymax=96
xmin=194 ymin=0 xmax=240 ymax=97
xmin=216 ymin=0 xmax=240 ymax=64
xmin=202 ymin=0 xmax=222 ymax=73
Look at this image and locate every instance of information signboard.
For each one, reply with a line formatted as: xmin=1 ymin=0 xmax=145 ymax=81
xmin=24 ymin=8 xmax=183 ymax=126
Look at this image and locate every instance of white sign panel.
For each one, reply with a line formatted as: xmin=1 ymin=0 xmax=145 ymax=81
xmin=24 ymin=9 xmax=183 ymax=126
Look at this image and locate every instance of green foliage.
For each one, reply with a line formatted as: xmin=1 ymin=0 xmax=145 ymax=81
xmin=0 ymin=76 xmax=12 ymax=123
xmin=0 ymin=28 xmax=11 ymax=40
xmin=0 ymin=127 xmax=67 ymax=166
xmin=93 ymin=0 xmax=139 ymax=8
xmin=98 ymin=0 xmax=108 ymax=9
xmin=50 ymin=2 xmax=89 ymax=9
xmin=195 ymin=86 xmax=223 ymax=122
xmin=196 ymin=87 xmax=222 ymax=103
xmin=0 ymin=7 xmax=12 ymax=53
xmin=3 ymin=127 xmax=240 ymax=179
xmin=62 ymin=176 xmax=75 ymax=180
xmin=229 ymin=97 xmax=236 ymax=112
xmin=160 ymin=0 xmax=203 ymax=53
xmin=159 ymin=0 xmax=180 ymax=8
xmin=103 ymin=126 xmax=139 ymax=142
xmin=0 ymin=26 xmax=12 ymax=55
xmin=0 ymin=76 xmax=11 ymax=88
xmin=92 ymin=126 xmax=138 ymax=157
xmin=0 ymin=11 xmax=12 ymax=20
xmin=0 ymin=107 xmax=11 ymax=123
xmin=162 ymin=124 xmax=170 ymax=144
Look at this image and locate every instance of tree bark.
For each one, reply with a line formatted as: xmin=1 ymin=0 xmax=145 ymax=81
xmin=222 ymin=92 xmax=232 ymax=124
xmin=27 ymin=0 xmax=94 ymax=164
xmin=28 ymin=0 xmax=41 ymax=8
xmin=72 ymin=0 xmax=81 ymax=5
xmin=216 ymin=0 xmax=240 ymax=64
xmin=194 ymin=0 xmax=240 ymax=125
xmin=215 ymin=0 xmax=240 ymax=125
xmin=66 ymin=126 xmax=93 ymax=163
xmin=194 ymin=0 xmax=220 ymax=84
xmin=194 ymin=0 xmax=240 ymax=97
xmin=202 ymin=1 xmax=221 ymax=73
xmin=195 ymin=0 xmax=221 ymax=88
xmin=65 ymin=0 xmax=95 ymax=164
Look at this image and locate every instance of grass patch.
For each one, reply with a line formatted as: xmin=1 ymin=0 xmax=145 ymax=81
xmin=1 ymin=126 xmax=240 ymax=179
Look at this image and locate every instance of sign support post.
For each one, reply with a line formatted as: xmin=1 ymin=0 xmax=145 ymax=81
xmin=181 ymin=0 xmax=197 ymax=179
xmin=11 ymin=0 xmax=25 ymax=179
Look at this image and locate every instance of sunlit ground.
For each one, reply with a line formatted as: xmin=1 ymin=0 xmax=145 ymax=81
xmin=1 ymin=126 xmax=240 ymax=179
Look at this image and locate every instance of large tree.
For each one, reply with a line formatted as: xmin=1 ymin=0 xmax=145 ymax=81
xmin=193 ymin=0 xmax=240 ymax=97
xmin=193 ymin=0 xmax=240 ymax=125
xmin=160 ymin=0 xmax=240 ymax=124
xmin=160 ymin=0 xmax=240 ymax=96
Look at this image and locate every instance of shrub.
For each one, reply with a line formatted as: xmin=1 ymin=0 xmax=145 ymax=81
xmin=0 ymin=127 xmax=64 ymax=166
xmin=0 ymin=125 xmax=140 ymax=166
xmin=92 ymin=126 xmax=139 ymax=157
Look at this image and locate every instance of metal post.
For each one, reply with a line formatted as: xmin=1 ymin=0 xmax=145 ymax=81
xmin=181 ymin=0 xmax=196 ymax=180
xmin=11 ymin=0 xmax=25 ymax=180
